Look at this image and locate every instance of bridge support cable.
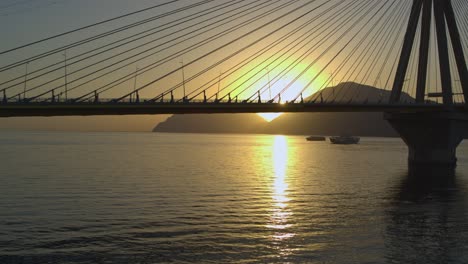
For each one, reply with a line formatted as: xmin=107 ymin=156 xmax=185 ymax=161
xmin=242 ymin=0 xmax=372 ymax=103
xmin=0 ymin=0 xmax=216 ymax=72
xmin=70 ymin=0 xmax=285 ymax=102
xmin=62 ymin=1 xmax=279 ymax=100
xmin=323 ymin=1 xmax=409 ymax=104
xmin=277 ymin=1 xmax=394 ymax=103
xmin=1 ymin=0 xmax=466 ymax=107
xmin=181 ymin=0 xmax=352 ymax=103
xmin=224 ymin=0 xmax=363 ymax=102
xmin=307 ymin=1 xmax=409 ymax=104
xmin=416 ymin=0 xmax=432 ymax=102
xmin=146 ymin=0 xmax=321 ymax=103
xmin=1 ymin=1 xmax=230 ymax=99
xmin=75 ymin=0 xmax=302 ymax=103
xmin=80 ymin=0 xmax=301 ymax=102
xmin=0 ymin=0 xmax=183 ymax=56
xmin=111 ymin=0 xmax=326 ymax=102
xmin=452 ymin=0 xmax=468 ymax=51
xmin=390 ymin=0 xmax=468 ymax=105
xmin=369 ymin=3 xmax=413 ymax=93
xmin=0 ymin=0 xmax=252 ymax=90
xmin=293 ymin=1 xmax=398 ymax=103
xmin=384 ymin=0 xmax=468 ymax=171
xmin=278 ymin=0 xmax=387 ymax=102
xmin=11 ymin=0 xmax=291 ymax=102
xmin=434 ymin=0 xmax=454 ymax=105
xmin=390 ymin=0 xmax=423 ymax=103
xmin=453 ymin=0 xmax=468 ymax=103
xmin=214 ymin=0 xmax=361 ymax=103
xmin=444 ymin=0 xmax=468 ymax=103
xmin=456 ymin=0 xmax=468 ymax=52
xmin=406 ymin=24 xmax=423 ymax=102
xmin=181 ymin=1 xmax=356 ymax=102
xmin=6 ymin=0 xmax=277 ymax=102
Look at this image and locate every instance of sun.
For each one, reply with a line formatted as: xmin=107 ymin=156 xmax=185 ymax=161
xmin=258 ymin=113 xmax=282 ymax=122
xmin=229 ymin=59 xmax=329 ymax=122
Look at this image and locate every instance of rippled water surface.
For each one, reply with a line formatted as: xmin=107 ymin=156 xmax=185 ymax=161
xmin=1 ymin=131 xmax=468 ymax=263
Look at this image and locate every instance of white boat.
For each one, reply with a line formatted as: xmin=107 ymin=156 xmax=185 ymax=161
xmin=329 ymin=136 xmax=360 ymax=144
xmin=306 ymin=136 xmax=326 ymax=141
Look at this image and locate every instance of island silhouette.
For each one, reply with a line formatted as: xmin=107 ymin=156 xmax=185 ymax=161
xmin=153 ymin=83 xmax=416 ymax=136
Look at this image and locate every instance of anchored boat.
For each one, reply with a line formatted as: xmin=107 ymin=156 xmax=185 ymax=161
xmin=306 ymin=136 xmax=326 ymax=141
xmin=329 ymin=136 xmax=360 ymax=144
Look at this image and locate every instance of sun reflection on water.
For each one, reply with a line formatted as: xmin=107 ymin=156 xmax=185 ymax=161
xmin=273 ymin=136 xmax=289 ymax=208
xmin=266 ymin=136 xmax=295 ymax=245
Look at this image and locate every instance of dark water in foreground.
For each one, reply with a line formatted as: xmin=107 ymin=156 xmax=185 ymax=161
xmin=1 ymin=132 xmax=468 ymax=263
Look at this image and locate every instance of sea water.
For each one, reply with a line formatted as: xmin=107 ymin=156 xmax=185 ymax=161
xmin=1 ymin=132 xmax=468 ymax=263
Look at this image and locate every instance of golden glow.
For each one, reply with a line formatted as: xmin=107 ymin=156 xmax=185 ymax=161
xmin=267 ymin=62 xmax=329 ymax=102
xmin=258 ymin=113 xmax=282 ymax=122
xmin=266 ymin=136 xmax=295 ymax=243
xmin=232 ymin=60 xmax=330 ymax=123
xmin=273 ymin=136 xmax=288 ymax=203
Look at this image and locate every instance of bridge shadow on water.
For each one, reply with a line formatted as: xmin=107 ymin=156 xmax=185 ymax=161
xmin=384 ymin=168 xmax=468 ymax=263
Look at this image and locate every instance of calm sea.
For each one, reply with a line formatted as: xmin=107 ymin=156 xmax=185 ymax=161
xmin=1 ymin=131 xmax=468 ymax=263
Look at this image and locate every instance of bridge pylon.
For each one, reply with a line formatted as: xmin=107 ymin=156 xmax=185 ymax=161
xmin=386 ymin=0 xmax=468 ymax=171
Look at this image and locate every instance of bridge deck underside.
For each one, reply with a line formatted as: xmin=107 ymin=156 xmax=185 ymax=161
xmin=0 ymin=103 xmax=464 ymax=117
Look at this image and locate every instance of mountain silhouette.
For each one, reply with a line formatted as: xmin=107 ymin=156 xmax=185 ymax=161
xmin=155 ymin=114 xmax=267 ymax=134
xmin=153 ymin=83 xmax=411 ymax=136
xmin=308 ymin=82 xmax=415 ymax=103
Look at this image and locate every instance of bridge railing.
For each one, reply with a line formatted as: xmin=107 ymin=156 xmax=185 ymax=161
xmin=0 ymin=97 xmax=450 ymax=106
xmin=2 ymin=97 xmax=288 ymax=105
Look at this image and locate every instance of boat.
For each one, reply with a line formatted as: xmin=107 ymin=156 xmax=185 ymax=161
xmin=306 ymin=136 xmax=326 ymax=141
xmin=329 ymin=136 xmax=360 ymax=144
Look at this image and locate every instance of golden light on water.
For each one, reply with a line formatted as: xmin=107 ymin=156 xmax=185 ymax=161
xmin=273 ymin=136 xmax=288 ymax=205
xmin=266 ymin=136 xmax=295 ymax=244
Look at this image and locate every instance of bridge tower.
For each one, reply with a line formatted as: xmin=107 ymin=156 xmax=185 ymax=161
xmin=386 ymin=0 xmax=468 ymax=170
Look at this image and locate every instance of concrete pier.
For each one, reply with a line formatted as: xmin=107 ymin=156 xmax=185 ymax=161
xmin=385 ymin=112 xmax=468 ymax=170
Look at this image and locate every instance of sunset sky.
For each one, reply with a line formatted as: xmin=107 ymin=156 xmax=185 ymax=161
xmin=0 ymin=0 xmax=177 ymax=131
xmin=0 ymin=0 xmax=332 ymax=130
xmin=1 ymin=0 xmax=467 ymax=131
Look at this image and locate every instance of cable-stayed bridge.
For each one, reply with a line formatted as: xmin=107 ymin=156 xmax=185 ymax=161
xmin=1 ymin=0 xmax=468 ymax=170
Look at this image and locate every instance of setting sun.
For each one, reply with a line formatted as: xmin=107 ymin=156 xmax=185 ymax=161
xmin=258 ymin=113 xmax=283 ymax=122
xmin=253 ymin=63 xmax=328 ymax=123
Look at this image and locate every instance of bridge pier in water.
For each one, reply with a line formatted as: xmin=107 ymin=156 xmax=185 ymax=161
xmin=385 ymin=112 xmax=468 ymax=171
xmin=388 ymin=0 xmax=468 ymax=172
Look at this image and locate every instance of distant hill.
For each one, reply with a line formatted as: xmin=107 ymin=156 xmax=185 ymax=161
xmin=155 ymin=114 xmax=267 ymax=134
xmin=308 ymin=82 xmax=415 ymax=103
xmin=153 ymin=83 xmax=411 ymax=137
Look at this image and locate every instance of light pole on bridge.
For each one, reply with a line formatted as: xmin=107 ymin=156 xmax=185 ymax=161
xmin=64 ymin=50 xmax=68 ymax=102
xmin=266 ymin=67 xmax=271 ymax=101
xmin=23 ymin=62 xmax=28 ymax=101
xmin=180 ymin=59 xmax=186 ymax=101
xmin=133 ymin=66 xmax=139 ymax=103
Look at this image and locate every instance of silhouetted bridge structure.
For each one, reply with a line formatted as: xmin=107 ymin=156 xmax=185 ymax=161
xmin=1 ymin=0 xmax=468 ymax=170
xmin=0 ymin=102 xmax=465 ymax=117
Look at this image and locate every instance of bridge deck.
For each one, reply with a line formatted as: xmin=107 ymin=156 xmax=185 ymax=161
xmin=0 ymin=102 xmax=464 ymax=117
